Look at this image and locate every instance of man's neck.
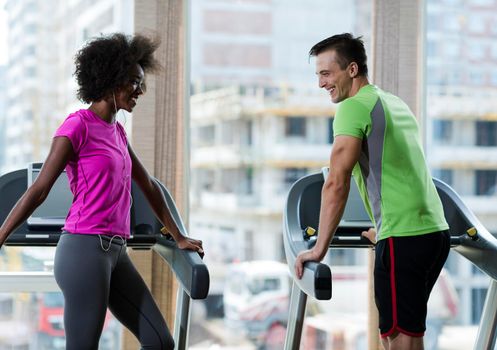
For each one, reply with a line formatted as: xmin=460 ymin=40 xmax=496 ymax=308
xmin=349 ymin=76 xmax=370 ymax=97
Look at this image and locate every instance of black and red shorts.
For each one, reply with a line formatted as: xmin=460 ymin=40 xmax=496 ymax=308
xmin=374 ymin=230 xmax=450 ymax=338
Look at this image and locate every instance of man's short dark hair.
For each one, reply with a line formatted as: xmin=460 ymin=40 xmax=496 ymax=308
xmin=309 ymin=33 xmax=368 ymax=77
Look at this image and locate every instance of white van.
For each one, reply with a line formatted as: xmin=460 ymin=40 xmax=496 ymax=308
xmin=223 ymin=260 xmax=290 ymax=349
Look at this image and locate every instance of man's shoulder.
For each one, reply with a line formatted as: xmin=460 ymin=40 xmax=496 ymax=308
xmin=337 ymin=94 xmax=373 ymax=117
xmin=344 ymin=85 xmax=380 ymax=109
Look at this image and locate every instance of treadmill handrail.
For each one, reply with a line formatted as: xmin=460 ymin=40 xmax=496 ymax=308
xmin=283 ymin=172 xmax=376 ymax=300
xmin=153 ymin=236 xmax=209 ymax=299
xmin=0 ymin=167 xmax=210 ymax=299
xmin=152 ymin=180 xmax=210 ymax=299
xmin=283 ymin=173 xmax=332 ymax=300
xmin=434 ymin=178 xmax=497 ymax=281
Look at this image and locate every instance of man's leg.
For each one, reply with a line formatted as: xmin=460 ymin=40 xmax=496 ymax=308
xmin=387 ymin=331 xmax=424 ymax=350
xmin=381 ymin=335 xmax=390 ymax=350
xmin=377 ymin=231 xmax=450 ymax=350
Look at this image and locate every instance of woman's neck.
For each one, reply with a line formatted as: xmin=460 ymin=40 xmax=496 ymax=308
xmin=88 ymin=101 xmax=116 ymax=124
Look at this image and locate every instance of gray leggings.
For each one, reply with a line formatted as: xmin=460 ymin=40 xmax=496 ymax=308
xmin=54 ymin=233 xmax=174 ymax=350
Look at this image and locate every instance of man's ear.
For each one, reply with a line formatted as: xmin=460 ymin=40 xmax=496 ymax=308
xmin=349 ymin=62 xmax=359 ymax=78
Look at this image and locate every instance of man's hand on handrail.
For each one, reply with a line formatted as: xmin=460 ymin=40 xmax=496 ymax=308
xmin=361 ymin=228 xmax=376 ymax=245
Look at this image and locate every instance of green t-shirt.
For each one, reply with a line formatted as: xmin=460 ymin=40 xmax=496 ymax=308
xmin=333 ymin=84 xmax=448 ymax=241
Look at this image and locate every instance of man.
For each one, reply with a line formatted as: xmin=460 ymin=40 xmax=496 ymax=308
xmin=294 ymin=33 xmax=450 ymax=350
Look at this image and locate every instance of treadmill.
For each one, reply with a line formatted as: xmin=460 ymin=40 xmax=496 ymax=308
xmin=283 ymin=169 xmax=497 ymax=350
xmin=0 ymin=164 xmax=210 ymax=350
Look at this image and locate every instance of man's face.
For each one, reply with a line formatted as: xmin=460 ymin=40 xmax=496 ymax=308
xmin=315 ymin=49 xmax=353 ymax=104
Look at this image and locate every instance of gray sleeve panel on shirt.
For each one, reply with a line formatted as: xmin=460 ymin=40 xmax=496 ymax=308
xmin=358 ymin=98 xmax=387 ymax=234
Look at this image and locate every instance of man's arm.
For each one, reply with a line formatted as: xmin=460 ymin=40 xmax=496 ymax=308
xmin=295 ymin=135 xmax=362 ymax=278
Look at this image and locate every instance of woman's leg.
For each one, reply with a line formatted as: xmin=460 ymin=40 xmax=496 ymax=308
xmin=54 ymin=234 xmax=115 ymax=350
xmin=108 ymin=248 xmax=174 ymax=350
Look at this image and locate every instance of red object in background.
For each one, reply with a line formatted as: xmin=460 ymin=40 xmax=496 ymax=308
xmin=37 ymin=293 xmax=65 ymax=337
xmin=37 ymin=293 xmax=112 ymax=337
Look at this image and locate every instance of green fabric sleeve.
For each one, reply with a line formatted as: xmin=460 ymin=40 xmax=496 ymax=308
xmin=333 ymin=98 xmax=371 ymax=139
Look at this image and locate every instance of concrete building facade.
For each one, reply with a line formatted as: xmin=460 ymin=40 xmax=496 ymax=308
xmin=188 ymin=0 xmax=369 ymax=305
xmin=3 ymin=0 xmax=133 ymax=173
xmin=425 ymin=0 xmax=497 ymax=325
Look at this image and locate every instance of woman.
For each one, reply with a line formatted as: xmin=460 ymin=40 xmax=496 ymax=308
xmin=0 ymin=33 xmax=203 ymax=350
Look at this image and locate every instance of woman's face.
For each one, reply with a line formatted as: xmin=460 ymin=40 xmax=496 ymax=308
xmin=114 ymin=64 xmax=145 ymax=113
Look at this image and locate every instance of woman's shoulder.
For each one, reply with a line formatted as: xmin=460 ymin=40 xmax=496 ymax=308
xmin=61 ymin=109 xmax=89 ymax=125
xmin=54 ymin=110 xmax=89 ymax=151
xmin=60 ymin=109 xmax=107 ymax=131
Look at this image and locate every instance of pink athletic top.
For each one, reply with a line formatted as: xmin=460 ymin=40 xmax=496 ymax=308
xmin=54 ymin=109 xmax=132 ymax=237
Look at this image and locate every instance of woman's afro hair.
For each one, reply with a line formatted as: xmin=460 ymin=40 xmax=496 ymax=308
xmin=74 ymin=33 xmax=160 ymax=103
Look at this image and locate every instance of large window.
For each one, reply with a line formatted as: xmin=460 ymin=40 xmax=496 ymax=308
xmin=5 ymin=1 xmax=496 ymax=349
xmin=0 ymin=1 xmax=133 ymax=348
xmin=195 ymin=125 xmax=216 ymax=146
xmin=475 ymin=170 xmax=497 ymax=195
xmin=189 ymin=1 xmax=373 ymax=349
xmin=426 ymin=0 xmax=497 ymax=334
xmin=285 ymin=117 xmax=306 ymax=137
xmin=433 ymin=120 xmax=453 ymax=144
xmin=476 ymin=121 xmax=497 ymax=146
xmin=284 ymin=167 xmax=308 ymax=188
xmin=433 ymin=168 xmax=453 ymax=187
